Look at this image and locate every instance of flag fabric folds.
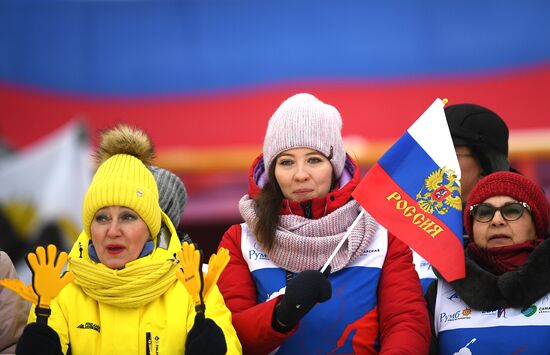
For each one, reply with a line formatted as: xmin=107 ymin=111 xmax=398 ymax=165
xmin=352 ymin=98 xmax=465 ymax=282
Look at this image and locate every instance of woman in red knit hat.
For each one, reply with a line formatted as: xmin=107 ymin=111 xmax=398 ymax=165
xmin=426 ymin=171 xmax=550 ymax=354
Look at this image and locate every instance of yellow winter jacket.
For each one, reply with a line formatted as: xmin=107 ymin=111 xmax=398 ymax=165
xmin=29 ymin=213 xmax=241 ymax=355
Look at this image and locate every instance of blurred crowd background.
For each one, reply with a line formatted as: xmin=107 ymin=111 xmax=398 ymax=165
xmin=1 ymin=0 xmax=549 ymax=281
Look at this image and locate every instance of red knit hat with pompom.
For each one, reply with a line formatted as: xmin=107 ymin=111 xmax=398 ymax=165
xmin=464 ymin=171 xmax=549 ymax=239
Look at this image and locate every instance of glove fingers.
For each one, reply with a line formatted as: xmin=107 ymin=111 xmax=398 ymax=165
xmin=54 ymin=251 xmax=68 ymax=274
xmin=176 ymin=268 xmax=185 ymax=284
xmin=181 ymin=248 xmax=190 ymax=266
xmin=46 ymin=244 xmax=57 ymax=266
xmin=209 ymin=248 xmax=229 ymax=274
xmin=181 ymin=244 xmax=189 ymax=264
xmin=212 ymin=248 xmax=222 ymax=265
xmin=26 ymin=252 xmax=39 ymax=271
xmin=202 ymin=248 xmax=230 ymax=301
xmin=218 ymin=247 xmax=230 ymax=260
xmin=0 ymin=279 xmax=22 ymax=295
xmin=182 ymin=242 xmax=193 ymax=264
xmin=35 ymin=246 xmax=47 ymax=265
xmin=185 ymin=243 xmax=199 ymax=266
xmin=176 ymin=250 xmax=184 ymax=266
xmin=185 ymin=243 xmax=194 ymax=264
xmin=207 ymin=254 xmax=216 ymax=268
xmin=178 ymin=243 xmax=205 ymax=307
xmin=59 ymin=271 xmax=75 ymax=286
xmin=0 ymin=278 xmax=16 ymax=289
xmin=213 ymin=248 xmax=229 ymax=269
xmin=183 ymin=248 xmax=194 ymax=268
xmin=0 ymin=279 xmax=38 ymax=303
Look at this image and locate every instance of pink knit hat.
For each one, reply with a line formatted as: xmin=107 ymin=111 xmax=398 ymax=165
xmin=262 ymin=93 xmax=346 ymax=178
xmin=464 ymin=171 xmax=550 ymax=239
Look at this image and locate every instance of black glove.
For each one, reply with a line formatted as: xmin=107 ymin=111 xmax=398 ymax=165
xmin=16 ymin=322 xmax=62 ymax=355
xmin=272 ymin=269 xmax=332 ymax=332
xmin=185 ymin=312 xmax=227 ymax=355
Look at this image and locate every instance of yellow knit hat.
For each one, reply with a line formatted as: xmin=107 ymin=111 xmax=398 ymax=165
xmin=82 ymin=125 xmax=161 ymax=239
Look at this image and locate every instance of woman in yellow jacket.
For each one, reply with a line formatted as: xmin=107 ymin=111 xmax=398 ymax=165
xmin=16 ymin=125 xmax=242 ymax=355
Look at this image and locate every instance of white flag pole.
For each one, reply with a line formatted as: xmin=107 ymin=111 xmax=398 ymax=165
xmin=320 ymin=209 xmax=365 ymax=273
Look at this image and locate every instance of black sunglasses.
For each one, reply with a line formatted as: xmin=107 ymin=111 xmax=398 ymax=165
xmin=470 ymin=201 xmax=531 ymax=223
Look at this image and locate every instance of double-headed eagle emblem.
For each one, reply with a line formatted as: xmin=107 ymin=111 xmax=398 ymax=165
xmin=416 ymin=167 xmax=461 ymax=215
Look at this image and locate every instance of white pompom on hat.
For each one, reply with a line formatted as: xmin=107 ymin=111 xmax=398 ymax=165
xmin=262 ymin=93 xmax=346 ymax=178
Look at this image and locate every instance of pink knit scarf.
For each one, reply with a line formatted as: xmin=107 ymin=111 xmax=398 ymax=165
xmin=239 ymin=195 xmax=379 ymax=272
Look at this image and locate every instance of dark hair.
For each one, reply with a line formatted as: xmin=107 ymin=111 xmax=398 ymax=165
xmin=253 ymin=163 xmax=283 ymax=251
xmin=470 ymin=146 xmax=510 ymax=177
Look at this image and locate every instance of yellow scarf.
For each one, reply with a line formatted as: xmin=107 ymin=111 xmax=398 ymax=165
xmin=69 ymin=256 xmax=177 ymax=308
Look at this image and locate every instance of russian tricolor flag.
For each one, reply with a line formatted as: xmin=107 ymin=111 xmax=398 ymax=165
xmin=353 ymin=98 xmax=465 ymax=282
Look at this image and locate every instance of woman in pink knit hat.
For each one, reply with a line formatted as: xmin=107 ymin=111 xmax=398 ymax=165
xmin=426 ymin=171 xmax=550 ymax=354
xmin=216 ymin=93 xmax=430 ymax=354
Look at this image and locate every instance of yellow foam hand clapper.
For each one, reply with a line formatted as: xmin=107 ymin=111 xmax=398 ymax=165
xmin=202 ymin=247 xmax=230 ymax=301
xmin=0 ymin=278 xmax=39 ymax=304
xmin=26 ymin=244 xmax=74 ymax=308
xmin=176 ymin=242 xmax=204 ymax=308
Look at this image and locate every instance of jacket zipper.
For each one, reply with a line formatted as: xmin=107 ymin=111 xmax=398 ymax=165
xmin=146 ymin=332 xmax=152 ymax=355
xmin=301 ymin=201 xmax=312 ymax=218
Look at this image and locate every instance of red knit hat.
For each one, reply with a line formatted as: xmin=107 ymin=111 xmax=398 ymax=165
xmin=464 ymin=171 xmax=550 ymax=239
